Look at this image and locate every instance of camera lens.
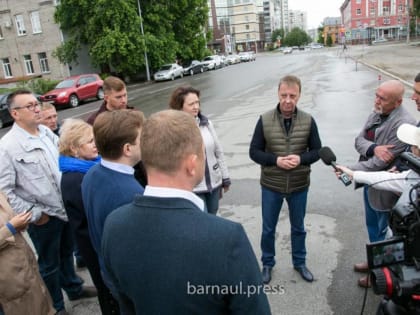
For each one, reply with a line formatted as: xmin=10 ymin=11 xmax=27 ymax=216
xmin=371 ymin=268 xmax=394 ymax=297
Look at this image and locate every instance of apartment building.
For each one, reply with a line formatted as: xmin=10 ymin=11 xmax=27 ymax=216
xmin=207 ymin=0 xmax=289 ymax=53
xmin=0 ymin=0 xmax=98 ymax=83
xmin=340 ymin=0 xmax=415 ymax=43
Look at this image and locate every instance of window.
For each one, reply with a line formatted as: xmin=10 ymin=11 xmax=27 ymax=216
xmin=38 ymin=52 xmax=50 ymax=73
xmin=24 ymin=55 xmax=34 ymax=74
xmin=383 ymin=6 xmax=389 ymax=15
xmin=15 ymin=14 xmax=26 ymax=36
xmin=398 ymin=4 xmax=403 ymax=12
xmin=356 ymin=8 xmax=361 ymax=15
xmin=0 ymin=26 xmax=3 ymax=39
xmin=2 ymin=58 xmax=12 ymax=78
xmin=370 ymin=7 xmax=376 ymax=16
xmin=356 ymin=0 xmax=361 ymax=3
xmin=383 ymin=17 xmax=390 ymax=25
xmin=246 ymin=24 xmax=249 ymax=30
xmin=246 ymin=33 xmax=250 ymax=40
xmin=30 ymin=11 xmax=42 ymax=33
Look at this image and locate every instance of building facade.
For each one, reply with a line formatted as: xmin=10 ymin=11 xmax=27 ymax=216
xmin=288 ymin=10 xmax=307 ymax=31
xmin=207 ymin=0 xmax=289 ymax=53
xmin=0 ymin=0 xmax=99 ymax=83
xmin=340 ymin=0 xmax=414 ymax=43
xmin=322 ymin=17 xmax=342 ymax=44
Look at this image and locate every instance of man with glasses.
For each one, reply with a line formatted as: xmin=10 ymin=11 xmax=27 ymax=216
xmin=0 ymin=90 xmax=97 ymax=315
xmin=350 ymin=80 xmax=416 ymax=288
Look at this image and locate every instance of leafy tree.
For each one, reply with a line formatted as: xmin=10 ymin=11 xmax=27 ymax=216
xmin=54 ymin=0 xmax=209 ymax=75
xmin=271 ymin=28 xmax=285 ymax=44
xmin=326 ymin=34 xmax=333 ymax=46
xmin=282 ymin=27 xmax=311 ymax=47
xmin=317 ymin=25 xmax=324 ymax=44
xmin=414 ymin=0 xmax=420 ymax=17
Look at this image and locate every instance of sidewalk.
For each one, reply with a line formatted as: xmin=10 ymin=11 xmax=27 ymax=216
xmin=343 ymin=41 xmax=420 ymax=85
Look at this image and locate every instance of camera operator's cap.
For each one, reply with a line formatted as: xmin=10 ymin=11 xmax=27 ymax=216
xmin=397 ymin=123 xmax=420 ymax=147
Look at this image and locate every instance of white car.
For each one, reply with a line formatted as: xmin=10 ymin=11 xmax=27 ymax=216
xmin=283 ymin=47 xmax=293 ymax=54
xmin=153 ymin=64 xmax=184 ymax=81
xmin=372 ymin=37 xmax=388 ymax=44
xmin=201 ymin=55 xmax=221 ymax=70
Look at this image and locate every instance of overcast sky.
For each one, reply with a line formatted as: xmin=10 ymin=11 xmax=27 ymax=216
xmin=289 ymin=0 xmax=343 ymax=29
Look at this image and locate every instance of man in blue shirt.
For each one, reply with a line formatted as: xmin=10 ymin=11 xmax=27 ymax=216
xmin=82 ymin=109 xmax=145 ymax=311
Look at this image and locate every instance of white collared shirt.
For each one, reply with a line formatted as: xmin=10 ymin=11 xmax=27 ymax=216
xmin=101 ymin=159 xmax=134 ymax=174
xmin=144 ymin=185 xmax=205 ymax=211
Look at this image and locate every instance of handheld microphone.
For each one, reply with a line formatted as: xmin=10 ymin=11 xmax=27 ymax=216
xmin=318 ymin=146 xmax=352 ymax=186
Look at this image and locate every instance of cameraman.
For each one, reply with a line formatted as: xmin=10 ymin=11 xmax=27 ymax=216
xmin=336 ymin=123 xmax=420 ymax=195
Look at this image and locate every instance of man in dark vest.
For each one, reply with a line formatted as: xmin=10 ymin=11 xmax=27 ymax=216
xmin=249 ymin=75 xmax=322 ymax=284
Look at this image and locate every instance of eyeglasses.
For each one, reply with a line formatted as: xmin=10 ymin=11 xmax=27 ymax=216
xmin=12 ymin=103 xmax=41 ymax=112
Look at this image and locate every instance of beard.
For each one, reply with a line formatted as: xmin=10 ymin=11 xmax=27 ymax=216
xmin=373 ymin=105 xmax=383 ymax=114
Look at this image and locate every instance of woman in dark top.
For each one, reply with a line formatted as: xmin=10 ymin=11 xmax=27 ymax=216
xmin=59 ymin=118 xmax=119 ymax=315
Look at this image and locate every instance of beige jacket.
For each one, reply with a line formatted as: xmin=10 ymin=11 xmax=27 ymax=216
xmin=0 ymin=192 xmax=55 ymax=315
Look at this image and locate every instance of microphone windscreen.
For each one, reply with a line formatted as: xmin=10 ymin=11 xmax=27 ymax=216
xmin=319 ymin=146 xmax=337 ymax=166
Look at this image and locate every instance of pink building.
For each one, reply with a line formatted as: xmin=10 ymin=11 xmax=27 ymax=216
xmin=340 ymin=0 xmax=413 ymax=43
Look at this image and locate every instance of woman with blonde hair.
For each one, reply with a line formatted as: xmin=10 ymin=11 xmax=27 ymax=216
xmin=169 ymin=86 xmax=231 ymax=214
xmin=59 ymin=118 xmax=119 ymax=314
xmin=0 ymin=191 xmax=55 ymax=315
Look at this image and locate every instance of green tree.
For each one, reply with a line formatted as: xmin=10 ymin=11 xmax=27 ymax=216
xmin=317 ymin=25 xmax=324 ymax=44
xmin=326 ymin=34 xmax=333 ymax=46
xmin=414 ymin=0 xmax=420 ymax=17
xmin=282 ymin=27 xmax=311 ymax=47
xmin=54 ymin=0 xmax=209 ymax=75
xmin=271 ymin=28 xmax=285 ymax=45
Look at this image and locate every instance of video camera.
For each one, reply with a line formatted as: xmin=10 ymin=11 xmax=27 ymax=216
xmin=366 ymin=152 xmax=420 ymax=315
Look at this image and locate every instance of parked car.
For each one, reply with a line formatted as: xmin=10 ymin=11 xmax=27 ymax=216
xmin=201 ymin=55 xmax=222 ymax=70
xmin=283 ymin=47 xmax=293 ymax=54
xmin=238 ymin=52 xmax=251 ymax=62
xmin=372 ymin=37 xmax=388 ymax=44
xmin=40 ymin=74 xmax=104 ymax=108
xmin=0 ymin=92 xmax=41 ymax=128
xmin=182 ymin=60 xmax=204 ymax=76
xmin=247 ymin=51 xmax=256 ymax=61
xmin=226 ymin=54 xmax=241 ymax=65
xmin=311 ymin=43 xmax=324 ymax=49
xmin=154 ymin=63 xmax=184 ymax=81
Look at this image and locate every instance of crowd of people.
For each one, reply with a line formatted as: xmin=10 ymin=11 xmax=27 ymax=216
xmin=0 ymin=72 xmax=419 ymax=314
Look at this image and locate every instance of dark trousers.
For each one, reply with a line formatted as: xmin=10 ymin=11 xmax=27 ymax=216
xmin=28 ymin=216 xmax=83 ymax=311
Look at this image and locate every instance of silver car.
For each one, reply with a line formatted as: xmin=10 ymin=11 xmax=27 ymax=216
xmin=154 ymin=64 xmax=184 ymax=81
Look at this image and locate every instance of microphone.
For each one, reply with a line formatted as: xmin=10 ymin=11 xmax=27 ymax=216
xmin=400 ymin=152 xmax=420 ymax=175
xmin=318 ymin=146 xmax=352 ymax=186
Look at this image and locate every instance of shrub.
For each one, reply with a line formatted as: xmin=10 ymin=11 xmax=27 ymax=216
xmin=17 ymin=78 xmax=60 ymax=95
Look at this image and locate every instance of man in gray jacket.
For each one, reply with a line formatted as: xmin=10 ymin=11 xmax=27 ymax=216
xmin=0 ymin=90 xmax=96 ymax=314
xmin=351 ymin=80 xmax=416 ymax=287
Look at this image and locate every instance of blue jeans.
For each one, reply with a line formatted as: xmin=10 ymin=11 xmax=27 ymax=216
xmin=364 ymin=186 xmax=389 ymax=242
xmin=197 ymin=186 xmax=221 ymax=215
xmin=261 ymin=186 xmax=308 ymax=268
xmin=28 ymin=216 xmax=84 ymax=311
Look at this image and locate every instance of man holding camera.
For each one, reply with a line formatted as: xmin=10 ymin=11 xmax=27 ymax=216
xmin=350 ymin=80 xmax=416 ymax=287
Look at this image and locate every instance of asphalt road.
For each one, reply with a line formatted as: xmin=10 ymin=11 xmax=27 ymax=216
xmin=3 ymin=43 xmax=419 ymax=314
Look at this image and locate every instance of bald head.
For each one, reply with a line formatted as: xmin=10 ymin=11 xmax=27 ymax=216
xmin=375 ymin=80 xmax=405 ymax=115
xmin=381 ymin=80 xmax=405 ymax=101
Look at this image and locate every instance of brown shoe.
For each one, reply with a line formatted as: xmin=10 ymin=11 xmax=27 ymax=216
xmin=358 ymin=275 xmax=371 ymax=288
xmin=353 ymin=262 xmax=369 ymax=273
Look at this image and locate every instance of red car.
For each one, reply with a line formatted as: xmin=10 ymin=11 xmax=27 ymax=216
xmin=40 ymin=74 xmax=104 ymax=107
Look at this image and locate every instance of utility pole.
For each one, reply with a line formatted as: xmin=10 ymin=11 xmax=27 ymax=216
xmin=406 ymin=0 xmax=410 ymax=44
xmin=137 ymin=0 xmax=151 ymax=81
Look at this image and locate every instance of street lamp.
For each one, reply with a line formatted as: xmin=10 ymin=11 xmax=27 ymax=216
xmin=137 ymin=0 xmax=150 ymax=81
